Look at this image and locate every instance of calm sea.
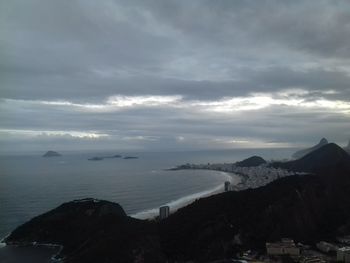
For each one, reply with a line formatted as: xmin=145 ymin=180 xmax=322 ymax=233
xmin=0 ymin=148 xmax=296 ymax=239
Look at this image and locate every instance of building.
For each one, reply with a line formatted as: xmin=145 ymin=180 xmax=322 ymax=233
xmin=316 ymin=241 xmax=337 ymax=253
xmin=159 ymin=206 xmax=170 ymax=220
xmin=224 ymin=181 xmax=231 ymax=191
xmin=266 ymin=238 xmax=300 ymax=256
xmin=337 ymin=236 xmax=350 ymax=245
xmin=337 ymin=247 xmax=350 ymax=262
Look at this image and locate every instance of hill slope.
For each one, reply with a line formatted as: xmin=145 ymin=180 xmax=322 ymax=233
xmin=292 ymin=138 xmax=328 ymax=159
xmin=160 ymin=165 xmax=350 ymax=261
xmin=344 ymin=139 xmax=350 ymax=154
xmin=275 ymin=143 xmax=350 ymax=173
xmin=5 ymin=198 xmax=164 ymax=263
xmin=159 ymin=143 xmax=350 ymax=261
xmin=236 ymin=156 xmax=266 ymax=167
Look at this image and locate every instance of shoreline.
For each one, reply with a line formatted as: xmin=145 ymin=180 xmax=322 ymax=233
xmin=130 ymin=171 xmax=240 ymax=220
xmin=0 ymin=171 xmax=238 ymax=262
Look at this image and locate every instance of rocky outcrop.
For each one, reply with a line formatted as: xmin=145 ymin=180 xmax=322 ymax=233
xmin=292 ymin=138 xmax=328 ymax=159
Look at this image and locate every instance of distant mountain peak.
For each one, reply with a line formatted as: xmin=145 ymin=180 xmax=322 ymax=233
xmin=236 ymin=156 xmax=266 ymax=167
xmin=292 ymin=138 xmax=329 ymax=159
xmin=319 ymin=138 xmax=328 ymax=145
xmin=278 ymin=143 xmax=350 ymax=173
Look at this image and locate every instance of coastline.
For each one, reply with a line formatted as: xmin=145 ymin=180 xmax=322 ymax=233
xmin=131 ymin=171 xmax=240 ymax=219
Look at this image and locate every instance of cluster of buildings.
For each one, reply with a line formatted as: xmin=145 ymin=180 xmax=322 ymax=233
xmin=232 ymin=165 xmax=298 ymax=190
xmin=265 ymin=238 xmax=350 ymax=262
xmin=337 ymin=247 xmax=350 ymax=262
xmin=173 ymin=161 xmax=303 ymax=192
xmin=266 ymin=238 xmax=301 ymax=257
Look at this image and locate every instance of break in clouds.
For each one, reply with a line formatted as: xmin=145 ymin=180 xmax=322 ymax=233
xmin=0 ymin=0 xmax=350 ymax=152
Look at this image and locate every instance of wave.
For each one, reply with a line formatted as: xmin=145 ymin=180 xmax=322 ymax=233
xmin=0 ymin=233 xmax=10 ymax=248
xmin=130 ymin=171 xmax=236 ymax=220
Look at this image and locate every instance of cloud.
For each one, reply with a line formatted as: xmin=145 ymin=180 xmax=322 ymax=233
xmin=1 ymin=89 xmax=349 ymax=152
xmin=0 ymin=0 xmax=350 ymax=151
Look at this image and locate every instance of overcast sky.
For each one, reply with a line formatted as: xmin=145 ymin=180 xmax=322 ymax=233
xmin=1 ymin=0 xmax=350 ymax=152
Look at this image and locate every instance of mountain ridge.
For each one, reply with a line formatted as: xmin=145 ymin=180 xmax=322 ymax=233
xmin=292 ymin=138 xmax=328 ymax=159
xmin=274 ymin=143 xmax=350 ymax=173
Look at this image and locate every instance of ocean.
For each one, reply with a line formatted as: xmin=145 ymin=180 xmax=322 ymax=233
xmin=0 ymin=148 xmax=296 ymax=240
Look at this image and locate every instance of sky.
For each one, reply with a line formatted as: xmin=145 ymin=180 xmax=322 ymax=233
xmin=1 ymin=0 xmax=350 ymax=152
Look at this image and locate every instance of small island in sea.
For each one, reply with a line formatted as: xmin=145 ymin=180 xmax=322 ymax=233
xmin=292 ymin=137 xmax=329 ymax=159
xmin=123 ymin=156 xmax=139 ymax=159
xmin=87 ymin=154 xmax=122 ymax=161
xmin=42 ymin=151 xmax=62 ymax=157
xmin=88 ymin=157 xmax=104 ymax=161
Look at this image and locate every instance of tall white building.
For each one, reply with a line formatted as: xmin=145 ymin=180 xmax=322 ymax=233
xmin=159 ymin=206 xmax=170 ymax=220
xmin=337 ymin=247 xmax=350 ymax=262
xmin=224 ymin=181 xmax=231 ymax=191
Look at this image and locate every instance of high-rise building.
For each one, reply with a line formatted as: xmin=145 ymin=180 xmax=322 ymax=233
xmin=337 ymin=247 xmax=350 ymax=262
xmin=224 ymin=181 xmax=231 ymax=191
xmin=159 ymin=206 xmax=170 ymax=220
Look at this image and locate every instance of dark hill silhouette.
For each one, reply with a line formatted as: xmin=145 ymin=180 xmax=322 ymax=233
xmin=274 ymin=143 xmax=350 ymax=173
xmin=159 ymin=158 xmax=350 ymax=261
xmin=236 ymin=156 xmax=266 ymax=167
xmin=292 ymin=138 xmax=328 ymax=159
xmin=5 ymin=198 xmax=164 ymax=263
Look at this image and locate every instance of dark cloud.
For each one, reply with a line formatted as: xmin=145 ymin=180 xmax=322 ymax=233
xmin=0 ymin=0 xmax=349 ymax=151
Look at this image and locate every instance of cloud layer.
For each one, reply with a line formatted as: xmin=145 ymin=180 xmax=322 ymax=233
xmin=1 ymin=0 xmax=350 ymax=151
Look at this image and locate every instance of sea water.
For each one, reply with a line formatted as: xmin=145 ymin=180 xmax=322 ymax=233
xmin=0 ymin=148 xmax=295 ymax=239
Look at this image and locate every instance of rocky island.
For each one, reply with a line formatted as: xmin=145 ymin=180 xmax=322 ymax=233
xmin=87 ymin=154 xmax=122 ymax=161
xmin=87 ymin=157 xmax=104 ymax=161
xmin=4 ymin=143 xmax=350 ymax=262
xmin=123 ymin=156 xmax=139 ymax=159
xmin=42 ymin=151 xmax=62 ymax=157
